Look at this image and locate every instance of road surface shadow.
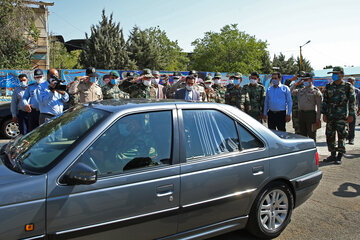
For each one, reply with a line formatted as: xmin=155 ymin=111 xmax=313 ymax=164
xmin=333 ymin=182 xmax=360 ymax=198
xmin=208 ymin=229 xmax=258 ymax=240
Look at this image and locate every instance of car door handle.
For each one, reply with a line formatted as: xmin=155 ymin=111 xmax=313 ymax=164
xmin=156 ymin=184 xmax=174 ymax=197
xmin=252 ymin=165 xmax=264 ymax=175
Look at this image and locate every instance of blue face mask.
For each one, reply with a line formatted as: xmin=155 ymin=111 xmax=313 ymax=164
xmin=332 ymin=74 xmax=339 ymax=81
xmin=110 ymin=79 xmax=118 ymax=85
xmin=234 ymin=79 xmax=240 ymax=85
xmin=303 ymin=81 xmax=310 ymax=87
xmin=118 ymin=123 xmax=130 ymax=137
xmin=90 ymin=77 xmax=97 ymax=83
xmin=272 ymin=79 xmax=279 ymax=86
xmin=20 ymin=81 xmax=28 ymax=88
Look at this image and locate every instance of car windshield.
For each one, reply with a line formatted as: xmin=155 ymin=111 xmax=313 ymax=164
xmin=5 ymin=106 xmax=110 ymax=174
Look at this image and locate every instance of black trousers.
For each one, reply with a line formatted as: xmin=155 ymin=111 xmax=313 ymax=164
xmin=299 ymin=110 xmax=316 ymax=141
xmin=17 ymin=110 xmax=30 ymax=135
xmin=268 ymin=110 xmax=286 ymax=131
xmin=28 ymin=109 xmax=40 ymax=131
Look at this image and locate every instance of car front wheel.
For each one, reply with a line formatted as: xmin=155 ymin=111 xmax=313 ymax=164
xmin=247 ymin=181 xmax=294 ymax=239
xmin=1 ymin=119 xmax=20 ymax=139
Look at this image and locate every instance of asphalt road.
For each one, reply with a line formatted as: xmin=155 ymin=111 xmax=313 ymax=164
xmin=0 ymin=120 xmax=359 ymax=240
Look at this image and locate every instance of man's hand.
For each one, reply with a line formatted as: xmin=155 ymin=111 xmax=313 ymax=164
xmin=263 ymin=115 xmax=267 ymax=123
xmin=25 ymin=104 xmax=32 ymax=113
xmin=12 ymin=117 xmax=17 ymax=123
xmin=347 ymin=115 xmax=354 ymax=123
xmin=322 ymin=115 xmax=327 ymax=123
xmin=285 ymin=115 xmax=291 ymax=122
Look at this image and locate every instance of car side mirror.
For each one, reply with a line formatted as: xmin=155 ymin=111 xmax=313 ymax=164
xmin=62 ymin=162 xmax=98 ymax=185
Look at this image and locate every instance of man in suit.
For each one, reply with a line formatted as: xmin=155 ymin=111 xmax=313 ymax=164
xmin=175 ymin=75 xmax=201 ymax=101
xmin=152 ymin=70 xmax=166 ymax=99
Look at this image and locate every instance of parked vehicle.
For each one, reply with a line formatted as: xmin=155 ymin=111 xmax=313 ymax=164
xmin=0 ymin=102 xmax=19 ymax=139
xmin=0 ymin=100 xmax=322 ymax=239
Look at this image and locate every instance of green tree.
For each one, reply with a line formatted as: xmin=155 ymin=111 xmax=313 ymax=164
xmin=190 ymin=24 xmax=268 ymax=73
xmin=259 ymin=51 xmax=272 ymax=74
xmin=296 ymin=56 xmax=313 ymax=73
xmin=50 ymin=41 xmax=82 ymax=69
xmin=0 ymin=0 xmax=39 ymax=69
xmin=272 ymin=53 xmax=298 ymax=74
xmin=80 ymin=9 xmax=135 ymax=69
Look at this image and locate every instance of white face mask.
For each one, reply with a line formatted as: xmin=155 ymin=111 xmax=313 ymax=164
xmin=186 ymin=85 xmax=193 ymax=91
xmin=229 ymin=80 xmax=234 ymax=84
xmin=214 ymin=79 xmax=221 ymax=84
xmin=205 ymin=83 xmax=212 ymax=88
xmin=143 ymin=80 xmax=151 ymax=87
xmin=35 ymin=77 xmax=44 ymax=84
xmin=152 ymin=78 xmax=160 ymax=84
xmin=250 ymin=79 xmax=257 ymax=85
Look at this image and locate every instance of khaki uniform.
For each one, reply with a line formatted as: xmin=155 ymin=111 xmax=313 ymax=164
xmin=69 ymin=81 xmax=103 ymax=103
xmin=292 ymin=85 xmax=322 ymax=141
xmin=291 ymin=84 xmax=305 ymax=134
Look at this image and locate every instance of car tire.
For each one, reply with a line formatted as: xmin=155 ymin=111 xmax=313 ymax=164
xmin=246 ymin=181 xmax=294 ymax=239
xmin=1 ymin=119 xmax=20 ymax=139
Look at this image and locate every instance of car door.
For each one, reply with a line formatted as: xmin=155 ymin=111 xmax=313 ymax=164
xmin=46 ymin=109 xmax=180 ymax=240
xmin=177 ymin=107 xmax=269 ymax=232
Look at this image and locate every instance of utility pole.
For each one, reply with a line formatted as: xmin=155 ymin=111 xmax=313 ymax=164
xmin=300 ymin=40 xmax=311 ymax=72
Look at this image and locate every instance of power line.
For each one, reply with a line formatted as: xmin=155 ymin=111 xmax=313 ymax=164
xmin=50 ymin=11 xmax=85 ymax=36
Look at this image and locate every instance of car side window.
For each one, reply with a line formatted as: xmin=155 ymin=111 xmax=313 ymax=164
xmin=182 ymin=110 xmax=239 ymax=159
xmin=237 ymin=123 xmax=264 ymax=150
xmin=80 ymin=111 xmax=172 ymax=177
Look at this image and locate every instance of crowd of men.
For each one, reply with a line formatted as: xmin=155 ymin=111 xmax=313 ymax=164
xmin=11 ymin=66 xmax=360 ymax=164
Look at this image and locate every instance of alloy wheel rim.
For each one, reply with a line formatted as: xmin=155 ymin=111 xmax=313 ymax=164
xmin=259 ymin=189 xmax=289 ymax=232
xmin=6 ymin=122 xmax=19 ymax=137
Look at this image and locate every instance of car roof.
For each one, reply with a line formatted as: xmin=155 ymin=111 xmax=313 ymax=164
xmin=85 ymin=99 xmax=222 ymax=112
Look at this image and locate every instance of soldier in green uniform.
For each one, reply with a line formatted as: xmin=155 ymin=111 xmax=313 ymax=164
xmin=204 ymin=76 xmax=222 ymax=103
xmin=129 ymin=69 xmax=157 ymax=99
xmin=212 ymin=72 xmax=226 ymax=103
xmin=243 ymin=71 xmax=265 ymax=122
xmin=67 ymin=76 xmax=81 ymax=107
xmin=322 ymin=66 xmax=356 ymax=164
xmin=225 ymin=72 xmax=251 ymax=112
xmin=119 ymin=72 xmax=136 ymax=94
xmin=102 ymin=71 xmax=130 ymax=100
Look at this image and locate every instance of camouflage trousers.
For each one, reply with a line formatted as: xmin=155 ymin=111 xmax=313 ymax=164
xmin=326 ymin=119 xmax=348 ymax=153
xmin=292 ymin=110 xmax=301 ymax=134
xmin=249 ymin=111 xmax=262 ymax=122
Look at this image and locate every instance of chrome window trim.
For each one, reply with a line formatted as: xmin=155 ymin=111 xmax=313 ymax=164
xmin=23 ymin=235 xmax=45 ymax=240
xmin=55 ymin=206 xmax=179 ymax=235
xmin=182 ymin=189 xmax=257 ymax=208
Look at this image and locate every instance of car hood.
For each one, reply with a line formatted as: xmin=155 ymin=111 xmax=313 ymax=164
xmin=0 ymin=158 xmax=46 ymax=207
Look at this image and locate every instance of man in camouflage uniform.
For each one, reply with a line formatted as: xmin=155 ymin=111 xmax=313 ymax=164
xmin=322 ymin=66 xmax=356 ymax=164
xmin=225 ymin=72 xmax=251 ymax=112
xmin=129 ymin=69 xmax=157 ymax=99
xmin=67 ymin=76 xmax=81 ymax=107
xmin=204 ymin=76 xmax=221 ymax=103
xmin=119 ymin=72 xmax=136 ymax=94
xmin=286 ymin=74 xmax=305 ymax=134
xmin=211 ymin=72 xmax=226 ymax=103
xmin=243 ymin=71 xmax=265 ymax=122
xmin=102 ymin=71 xmax=129 ymax=99
xmin=291 ymin=72 xmax=322 ymax=141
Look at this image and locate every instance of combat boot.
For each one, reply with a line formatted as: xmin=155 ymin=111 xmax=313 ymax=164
xmin=335 ymin=153 xmax=343 ymax=165
xmin=323 ymin=152 xmax=336 ymax=163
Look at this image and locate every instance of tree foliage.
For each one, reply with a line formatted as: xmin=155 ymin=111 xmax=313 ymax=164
xmin=127 ymin=26 xmax=189 ymax=70
xmin=0 ymin=0 xmax=39 ymax=69
xmin=80 ymin=9 xmax=135 ymax=69
xmin=272 ymin=53 xmax=298 ymax=75
xmin=296 ymin=56 xmax=313 ymax=73
xmin=190 ymin=24 xmax=268 ymax=73
xmin=50 ymin=41 xmax=82 ymax=69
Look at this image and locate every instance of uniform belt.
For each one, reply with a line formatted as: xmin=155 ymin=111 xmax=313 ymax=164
xmin=269 ymin=110 xmax=285 ymax=113
xmin=299 ymin=110 xmax=316 ymax=112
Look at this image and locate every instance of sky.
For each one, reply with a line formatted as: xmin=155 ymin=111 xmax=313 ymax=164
xmin=48 ymin=0 xmax=360 ymax=70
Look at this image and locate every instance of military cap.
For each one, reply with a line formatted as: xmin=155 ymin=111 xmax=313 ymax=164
xmin=141 ymin=68 xmax=153 ymax=78
xmin=173 ymin=71 xmax=182 ymax=79
xmin=189 ymin=70 xmax=198 ymax=77
xmin=86 ymin=67 xmax=99 ymax=77
xmin=250 ymin=71 xmax=260 ymax=78
xmin=34 ymin=69 xmax=44 ymax=77
xmin=152 ymin=70 xmax=160 ymax=76
xmin=204 ymin=75 xmax=213 ymax=82
xmin=301 ymin=72 xmax=314 ymax=79
xmin=347 ymin=77 xmax=356 ymax=82
xmin=327 ymin=66 xmax=344 ymax=74
xmin=230 ymin=72 xmax=242 ymax=79
xmin=110 ymin=70 xmax=120 ymax=78
xmin=124 ymin=72 xmax=135 ymax=79
xmin=214 ymin=72 xmax=222 ymax=79
xmin=186 ymin=74 xmax=196 ymax=80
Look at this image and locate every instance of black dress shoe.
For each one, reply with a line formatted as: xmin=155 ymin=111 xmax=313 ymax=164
xmin=335 ymin=153 xmax=343 ymax=165
xmin=348 ymin=139 xmax=354 ymax=145
xmin=324 ymin=152 xmax=336 ymax=162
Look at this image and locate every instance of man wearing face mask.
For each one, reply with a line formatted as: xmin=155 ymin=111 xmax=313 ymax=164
xmin=130 ymin=69 xmax=157 ymax=99
xmin=102 ymin=71 xmax=129 ymax=100
xmin=174 ymin=75 xmax=200 ymax=101
xmin=11 ymin=74 xmax=30 ymax=135
xmin=226 ymin=75 xmax=235 ymax=90
xmin=167 ymin=71 xmax=183 ymax=98
xmin=322 ymin=66 xmax=356 ymax=164
xmin=171 ymin=70 xmax=207 ymax=101
xmin=243 ymin=71 xmax=266 ymax=122
xmin=22 ymin=69 xmax=44 ymax=131
xmin=151 ymin=70 xmax=166 ymax=99
xmin=204 ymin=76 xmax=219 ymax=103
xmin=290 ymin=72 xmax=322 ymax=141
xmin=69 ymin=67 xmax=103 ymax=104
xmin=212 ymin=72 xmax=226 ymax=103
xmin=263 ymin=72 xmax=292 ymax=131
xmin=225 ymin=72 xmax=250 ymax=112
